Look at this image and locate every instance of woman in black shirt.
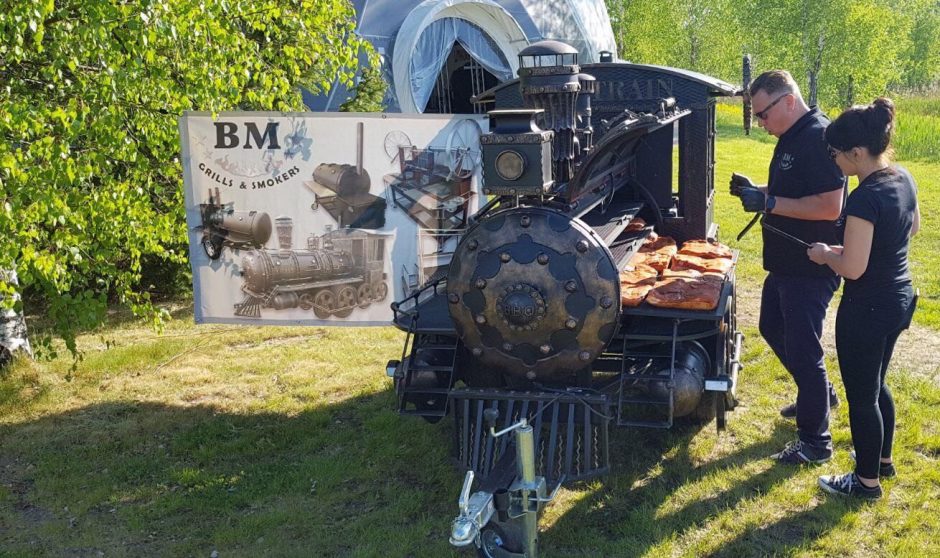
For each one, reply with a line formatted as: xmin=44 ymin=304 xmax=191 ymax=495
xmin=807 ymin=97 xmax=920 ymax=499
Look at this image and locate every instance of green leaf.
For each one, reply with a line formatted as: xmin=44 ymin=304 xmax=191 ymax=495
xmin=0 ymin=0 xmax=375 ymax=362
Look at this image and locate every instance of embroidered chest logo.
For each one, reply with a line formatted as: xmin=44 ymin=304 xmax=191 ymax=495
xmin=779 ymin=153 xmax=794 ymax=171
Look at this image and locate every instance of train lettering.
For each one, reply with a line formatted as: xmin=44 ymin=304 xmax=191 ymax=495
xmin=506 ymin=303 xmax=535 ymax=318
xmin=596 ymin=78 xmax=674 ymax=101
xmin=507 ymin=304 xmax=534 ymax=318
xmin=214 ymin=121 xmax=281 ymax=150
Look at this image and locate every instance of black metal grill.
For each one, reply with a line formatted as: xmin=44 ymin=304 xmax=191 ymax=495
xmin=389 ymin=50 xmax=745 ymax=504
xmin=492 ymin=63 xmax=738 ymax=242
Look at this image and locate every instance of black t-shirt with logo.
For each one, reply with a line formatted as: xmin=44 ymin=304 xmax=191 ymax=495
xmin=763 ymin=107 xmax=845 ymax=277
xmin=841 ymin=166 xmax=917 ymax=300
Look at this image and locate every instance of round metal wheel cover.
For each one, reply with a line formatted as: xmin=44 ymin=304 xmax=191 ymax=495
xmin=447 ymin=207 xmax=621 ymax=381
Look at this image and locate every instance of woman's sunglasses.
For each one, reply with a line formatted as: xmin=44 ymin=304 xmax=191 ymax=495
xmin=827 ymin=145 xmax=846 ymax=160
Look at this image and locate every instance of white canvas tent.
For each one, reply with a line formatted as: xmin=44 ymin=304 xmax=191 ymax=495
xmin=304 ymin=0 xmax=616 ymax=113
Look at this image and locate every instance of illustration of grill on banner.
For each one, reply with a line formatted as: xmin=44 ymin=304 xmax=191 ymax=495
xmin=305 ymin=122 xmax=387 ymax=230
xmin=384 ymin=120 xmax=481 ymax=238
xmin=384 ymin=121 xmax=482 ymax=297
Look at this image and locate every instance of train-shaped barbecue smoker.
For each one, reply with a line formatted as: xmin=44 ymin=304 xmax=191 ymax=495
xmin=384 ymin=41 xmax=747 ymax=556
xmin=196 ymin=189 xmax=390 ymax=320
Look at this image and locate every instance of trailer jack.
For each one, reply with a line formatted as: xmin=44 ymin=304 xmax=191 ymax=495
xmin=449 ymin=409 xmax=563 ymax=557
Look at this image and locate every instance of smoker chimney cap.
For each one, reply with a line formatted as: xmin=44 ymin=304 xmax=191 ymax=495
xmin=520 ymin=40 xmax=579 ymax=57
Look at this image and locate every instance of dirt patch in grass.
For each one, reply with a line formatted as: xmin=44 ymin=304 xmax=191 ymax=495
xmin=227 ymin=335 xmax=317 ymax=350
xmin=887 ymin=322 xmax=940 ymax=382
xmin=1 ymin=464 xmax=54 ymax=527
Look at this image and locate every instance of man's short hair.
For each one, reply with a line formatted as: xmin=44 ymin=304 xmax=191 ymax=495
xmin=749 ymin=70 xmax=801 ymax=99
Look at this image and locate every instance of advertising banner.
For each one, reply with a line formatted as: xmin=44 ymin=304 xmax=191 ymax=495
xmin=180 ymin=112 xmax=487 ymax=325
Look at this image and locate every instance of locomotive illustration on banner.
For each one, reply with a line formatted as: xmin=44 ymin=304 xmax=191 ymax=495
xmin=196 ymin=189 xmax=390 ymax=321
xmin=235 ymin=225 xmax=390 ymax=319
xmin=197 ymin=188 xmax=272 ymax=260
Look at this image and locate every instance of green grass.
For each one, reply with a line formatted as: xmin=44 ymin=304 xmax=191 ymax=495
xmin=3 ymin=317 xmax=939 ymax=556
xmin=1 ymin=107 xmax=939 ymax=557
xmin=894 ymin=94 xmax=940 ymax=162
xmin=718 ymin=92 xmax=940 ymax=162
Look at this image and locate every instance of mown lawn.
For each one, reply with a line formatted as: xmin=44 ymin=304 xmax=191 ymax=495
xmin=1 ymin=104 xmax=938 ymax=557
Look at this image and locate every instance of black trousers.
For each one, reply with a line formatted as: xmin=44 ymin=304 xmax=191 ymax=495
xmin=760 ymin=273 xmax=840 ymax=451
xmin=835 ymin=288 xmax=915 ymax=479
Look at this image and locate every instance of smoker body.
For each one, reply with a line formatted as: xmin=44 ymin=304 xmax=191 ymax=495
xmin=241 ymin=248 xmax=356 ymax=294
xmin=198 ymin=188 xmax=273 ymax=260
xmin=307 ymin=122 xmax=387 ymax=230
xmin=385 ymin=41 xmax=744 ymax=557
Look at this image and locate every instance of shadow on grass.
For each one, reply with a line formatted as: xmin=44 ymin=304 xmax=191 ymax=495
xmin=701 ymin=497 xmax=868 ymax=558
xmin=0 ymin=388 xmax=465 ymax=557
xmin=21 ymin=295 xmax=196 ymax=346
xmin=542 ymin=420 xmax=852 ymax=557
xmin=0 ymin=387 xmax=856 ymax=558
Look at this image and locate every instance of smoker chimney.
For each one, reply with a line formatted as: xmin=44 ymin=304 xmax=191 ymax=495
xmin=517 ymin=41 xmax=582 ymax=183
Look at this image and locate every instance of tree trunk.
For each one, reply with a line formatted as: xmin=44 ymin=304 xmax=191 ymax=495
xmin=808 ymin=70 xmax=818 ymax=107
xmin=1 ymin=270 xmax=32 ymax=368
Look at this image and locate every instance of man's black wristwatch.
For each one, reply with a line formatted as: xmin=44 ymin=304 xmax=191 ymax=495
xmin=766 ymin=195 xmax=777 ymax=213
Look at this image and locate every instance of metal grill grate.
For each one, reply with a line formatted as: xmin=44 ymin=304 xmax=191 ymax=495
xmin=451 ymin=388 xmax=611 ymax=486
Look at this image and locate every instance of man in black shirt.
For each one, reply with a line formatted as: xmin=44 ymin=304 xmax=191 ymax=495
xmin=731 ymin=70 xmax=845 ymax=464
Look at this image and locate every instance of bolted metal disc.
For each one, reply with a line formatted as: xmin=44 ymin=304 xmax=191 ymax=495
xmin=447 ymin=207 xmax=620 ymax=381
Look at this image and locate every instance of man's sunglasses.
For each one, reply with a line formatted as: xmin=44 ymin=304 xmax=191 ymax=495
xmin=754 ymin=93 xmax=790 ymax=120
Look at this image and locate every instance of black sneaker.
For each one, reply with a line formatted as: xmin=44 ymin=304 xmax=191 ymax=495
xmin=771 ymin=439 xmax=832 ymax=465
xmin=779 ymin=391 xmax=840 ymax=419
xmin=818 ymin=472 xmax=882 ymax=499
xmin=849 ymin=450 xmax=897 ymax=478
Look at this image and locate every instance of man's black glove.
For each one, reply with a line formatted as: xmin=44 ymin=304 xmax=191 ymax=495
xmin=739 ymin=187 xmax=767 ymax=212
xmin=730 ymin=173 xmax=756 ymax=197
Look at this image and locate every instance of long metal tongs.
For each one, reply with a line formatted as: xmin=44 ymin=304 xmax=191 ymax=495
xmin=736 ymin=213 xmax=811 ymax=249
xmin=736 ymin=212 xmax=762 ymax=242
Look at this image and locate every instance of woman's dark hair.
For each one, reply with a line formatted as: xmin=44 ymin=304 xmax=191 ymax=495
xmin=825 ymin=97 xmax=895 ymax=156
